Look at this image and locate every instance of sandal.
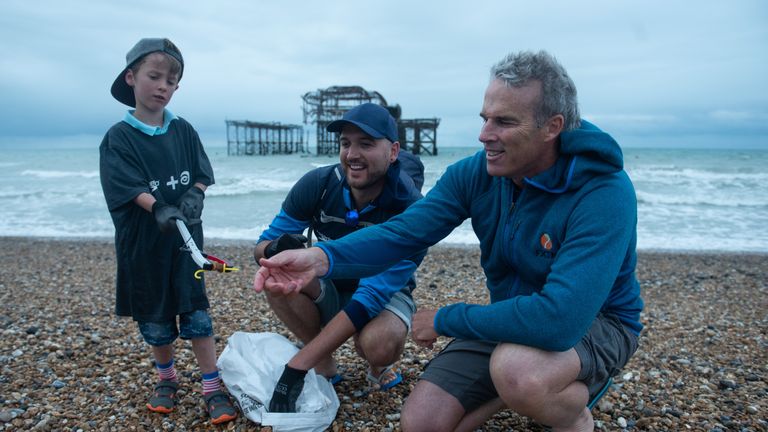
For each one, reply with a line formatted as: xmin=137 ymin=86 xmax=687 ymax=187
xmin=366 ymin=365 xmax=402 ymax=391
xmin=329 ymin=373 xmax=344 ymax=386
xmin=146 ymin=379 xmax=178 ymax=413
xmin=204 ymin=390 xmax=238 ymax=424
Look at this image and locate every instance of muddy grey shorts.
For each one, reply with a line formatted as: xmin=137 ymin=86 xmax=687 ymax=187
xmin=420 ymin=313 xmax=639 ymax=412
xmin=137 ymin=309 xmax=214 ymax=346
xmin=315 ymin=279 xmax=416 ymax=330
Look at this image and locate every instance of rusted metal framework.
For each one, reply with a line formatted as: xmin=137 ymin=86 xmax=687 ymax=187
xmin=302 ymin=86 xmax=388 ymax=155
xmin=225 ymin=86 xmax=439 ymax=156
xmin=225 ymin=120 xmax=306 ymax=156
xmin=302 ymin=85 xmax=439 ymax=156
xmin=398 ymin=118 xmax=440 ymax=156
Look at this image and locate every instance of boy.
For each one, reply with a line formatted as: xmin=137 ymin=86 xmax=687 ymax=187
xmin=99 ymin=38 xmax=237 ymax=425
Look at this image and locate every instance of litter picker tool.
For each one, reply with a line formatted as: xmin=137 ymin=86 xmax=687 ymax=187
xmin=176 ymin=219 xmax=239 ymax=279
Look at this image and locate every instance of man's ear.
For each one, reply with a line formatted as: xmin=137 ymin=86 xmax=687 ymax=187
xmin=390 ymin=141 xmax=401 ymax=162
xmin=543 ymin=114 xmax=565 ymax=141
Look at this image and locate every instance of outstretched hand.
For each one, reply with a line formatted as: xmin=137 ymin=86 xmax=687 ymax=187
xmin=253 ymin=247 xmax=330 ymax=295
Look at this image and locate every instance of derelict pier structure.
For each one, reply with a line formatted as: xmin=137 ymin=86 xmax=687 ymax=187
xmin=225 ymin=85 xmax=440 ymax=156
xmin=225 ymin=120 xmax=306 ymax=156
xmin=302 ymin=86 xmax=440 ymax=156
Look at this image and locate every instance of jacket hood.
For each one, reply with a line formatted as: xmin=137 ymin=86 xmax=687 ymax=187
xmin=379 ymin=160 xmax=422 ymax=211
xmin=524 ymin=120 xmax=624 ymax=193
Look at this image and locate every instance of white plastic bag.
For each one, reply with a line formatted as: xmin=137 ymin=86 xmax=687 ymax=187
xmin=217 ymin=331 xmax=340 ymax=432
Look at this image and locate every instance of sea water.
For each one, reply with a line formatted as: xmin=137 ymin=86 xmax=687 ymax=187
xmin=1 ymin=138 xmax=766 ymax=252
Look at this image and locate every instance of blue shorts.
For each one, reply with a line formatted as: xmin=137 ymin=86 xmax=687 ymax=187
xmin=137 ymin=309 xmax=214 ymax=346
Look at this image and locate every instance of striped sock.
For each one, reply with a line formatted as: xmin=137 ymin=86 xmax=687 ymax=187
xmin=202 ymin=370 xmax=222 ymax=395
xmin=156 ymin=359 xmax=178 ymax=382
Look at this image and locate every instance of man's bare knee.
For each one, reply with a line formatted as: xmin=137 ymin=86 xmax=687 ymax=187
xmin=361 ymin=339 xmax=403 ymax=366
xmin=357 ymin=313 xmax=407 ymax=364
xmin=490 ymin=344 xmax=548 ymax=409
xmin=359 ymin=333 xmax=404 ymax=363
xmin=265 ymin=288 xmax=313 ymax=311
xmin=401 ymin=409 xmax=437 ymax=432
xmin=401 ymin=381 xmax=464 ymax=432
xmin=264 ymin=290 xmax=285 ymax=305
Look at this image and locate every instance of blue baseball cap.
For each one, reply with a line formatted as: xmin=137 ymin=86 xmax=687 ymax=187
xmin=326 ymin=103 xmax=399 ymax=143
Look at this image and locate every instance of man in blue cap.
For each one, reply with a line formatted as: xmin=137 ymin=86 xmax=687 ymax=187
xmin=253 ymin=103 xmax=426 ymax=412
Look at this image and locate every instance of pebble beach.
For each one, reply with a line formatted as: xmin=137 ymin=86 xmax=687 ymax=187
xmin=1 ymin=237 xmax=766 ymax=431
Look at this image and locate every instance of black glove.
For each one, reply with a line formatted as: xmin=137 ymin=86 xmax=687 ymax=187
xmin=264 ymin=233 xmax=308 ymax=258
xmin=177 ymin=186 xmax=205 ymax=225
xmin=269 ymin=365 xmax=307 ymax=413
xmin=152 ymin=201 xmax=188 ymax=234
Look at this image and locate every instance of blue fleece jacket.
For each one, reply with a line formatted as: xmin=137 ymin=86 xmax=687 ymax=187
xmin=318 ymin=120 xmax=644 ymax=352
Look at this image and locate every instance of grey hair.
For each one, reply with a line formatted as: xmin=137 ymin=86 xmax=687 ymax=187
xmin=490 ymin=50 xmax=580 ymax=131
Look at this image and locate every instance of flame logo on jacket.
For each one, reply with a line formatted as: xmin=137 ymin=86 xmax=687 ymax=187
xmin=540 ymin=233 xmax=553 ymax=250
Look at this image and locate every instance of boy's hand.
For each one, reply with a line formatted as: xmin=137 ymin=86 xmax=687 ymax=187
xmin=177 ymin=186 xmax=205 ymax=225
xmin=264 ymin=233 xmax=308 ymax=258
xmin=268 ymin=365 xmax=307 ymax=412
xmin=152 ymin=202 xmax=188 ymax=233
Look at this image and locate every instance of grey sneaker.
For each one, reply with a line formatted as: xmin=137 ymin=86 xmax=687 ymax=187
xmin=204 ymin=390 xmax=238 ymax=424
xmin=146 ymin=380 xmax=178 ymax=413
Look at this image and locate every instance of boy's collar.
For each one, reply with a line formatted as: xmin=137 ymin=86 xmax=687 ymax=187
xmin=123 ymin=109 xmax=177 ymax=136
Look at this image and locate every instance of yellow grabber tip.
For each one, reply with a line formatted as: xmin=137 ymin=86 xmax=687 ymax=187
xmin=194 ymin=266 xmax=240 ymax=279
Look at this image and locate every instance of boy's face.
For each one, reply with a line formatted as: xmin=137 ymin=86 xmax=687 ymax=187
xmin=339 ymin=124 xmax=398 ymax=192
xmin=125 ymin=52 xmax=180 ymax=116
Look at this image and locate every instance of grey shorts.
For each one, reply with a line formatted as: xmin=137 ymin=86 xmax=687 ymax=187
xmin=420 ymin=313 xmax=639 ymax=412
xmin=137 ymin=309 xmax=214 ymax=346
xmin=315 ymin=279 xmax=416 ymax=329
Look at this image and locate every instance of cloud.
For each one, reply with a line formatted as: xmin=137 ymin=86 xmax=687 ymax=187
xmin=586 ymin=113 xmax=679 ymax=125
xmin=0 ymin=0 xmax=766 ymax=150
xmin=709 ymin=110 xmax=768 ymax=122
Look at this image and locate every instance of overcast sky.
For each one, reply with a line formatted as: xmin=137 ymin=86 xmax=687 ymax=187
xmin=1 ymin=0 xmax=766 ymax=148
